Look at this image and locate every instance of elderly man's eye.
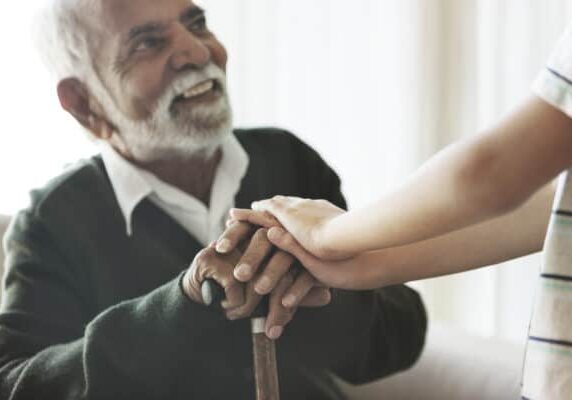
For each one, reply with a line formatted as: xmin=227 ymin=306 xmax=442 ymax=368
xmin=134 ymin=37 xmax=165 ymax=52
xmin=189 ymin=17 xmax=208 ymax=33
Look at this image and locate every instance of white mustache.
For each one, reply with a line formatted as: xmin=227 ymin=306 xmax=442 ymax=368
xmin=160 ymin=62 xmax=227 ymax=107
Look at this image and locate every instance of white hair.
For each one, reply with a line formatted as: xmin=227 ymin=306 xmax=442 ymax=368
xmin=35 ymin=0 xmax=96 ymax=81
xmin=34 ymin=0 xmax=123 ymax=126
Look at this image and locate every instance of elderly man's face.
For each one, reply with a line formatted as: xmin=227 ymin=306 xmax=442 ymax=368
xmin=90 ymin=0 xmax=231 ymax=160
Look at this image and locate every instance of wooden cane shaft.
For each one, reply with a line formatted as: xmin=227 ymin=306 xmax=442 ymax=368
xmin=251 ymin=318 xmax=280 ymax=400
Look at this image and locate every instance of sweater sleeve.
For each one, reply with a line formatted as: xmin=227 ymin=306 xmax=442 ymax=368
xmin=0 ymin=210 xmax=227 ymax=399
xmin=278 ymin=131 xmax=428 ymax=384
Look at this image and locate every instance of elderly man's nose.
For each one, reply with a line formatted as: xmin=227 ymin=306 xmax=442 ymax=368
xmin=170 ymin=30 xmax=211 ymax=70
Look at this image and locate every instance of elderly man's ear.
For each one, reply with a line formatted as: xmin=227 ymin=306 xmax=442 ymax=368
xmin=57 ymin=78 xmax=116 ymax=140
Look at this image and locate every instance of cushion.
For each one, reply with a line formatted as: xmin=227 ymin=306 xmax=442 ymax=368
xmin=342 ymin=323 xmax=525 ymax=400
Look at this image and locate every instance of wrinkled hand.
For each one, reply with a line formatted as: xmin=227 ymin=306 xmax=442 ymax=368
xmin=182 ymin=220 xmax=331 ymax=340
xmin=230 ymin=196 xmax=351 ymax=260
xmin=183 ymin=242 xmax=244 ymax=309
xmin=265 ymin=226 xmax=375 ymax=290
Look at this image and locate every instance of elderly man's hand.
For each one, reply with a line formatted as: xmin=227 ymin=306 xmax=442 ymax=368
xmin=182 ymin=221 xmax=331 ymax=340
xmin=183 ymin=243 xmax=245 ymax=307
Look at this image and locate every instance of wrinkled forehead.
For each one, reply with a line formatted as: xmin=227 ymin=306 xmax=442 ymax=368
xmin=84 ymin=0 xmax=202 ymax=73
xmin=96 ymin=0 xmax=199 ymax=37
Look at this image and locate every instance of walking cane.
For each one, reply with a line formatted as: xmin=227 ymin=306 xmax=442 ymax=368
xmin=202 ymin=279 xmax=281 ymax=400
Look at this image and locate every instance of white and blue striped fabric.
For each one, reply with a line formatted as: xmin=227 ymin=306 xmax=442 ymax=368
xmin=522 ymin=24 xmax=572 ymax=400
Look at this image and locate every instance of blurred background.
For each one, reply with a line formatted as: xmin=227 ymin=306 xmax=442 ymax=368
xmin=2 ymin=0 xmax=572 ymax=345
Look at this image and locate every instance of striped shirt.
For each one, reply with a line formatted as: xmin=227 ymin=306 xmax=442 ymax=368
xmin=522 ymin=24 xmax=572 ymax=400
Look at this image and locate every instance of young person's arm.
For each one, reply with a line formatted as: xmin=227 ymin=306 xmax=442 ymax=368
xmin=240 ymin=96 xmax=572 ymax=260
xmin=257 ymin=182 xmax=554 ymax=294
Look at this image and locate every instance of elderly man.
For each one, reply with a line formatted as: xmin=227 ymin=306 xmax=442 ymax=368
xmin=0 ymin=0 xmax=427 ymax=399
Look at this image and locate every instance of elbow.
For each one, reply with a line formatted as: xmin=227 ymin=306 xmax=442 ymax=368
xmin=454 ymin=142 xmax=526 ymax=218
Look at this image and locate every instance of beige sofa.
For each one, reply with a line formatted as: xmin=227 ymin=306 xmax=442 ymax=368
xmin=0 ymin=215 xmax=523 ymax=399
xmin=342 ymin=323 xmax=524 ymax=399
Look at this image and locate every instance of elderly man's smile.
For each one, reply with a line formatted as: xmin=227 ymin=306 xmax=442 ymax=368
xmin=172 ymin=79 xmax=222 ymax=109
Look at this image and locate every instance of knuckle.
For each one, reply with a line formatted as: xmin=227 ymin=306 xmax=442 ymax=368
xmin=225 ymin=280 xmax=240 ymax=292
xmin=203 ymin=246 xmax=217 ymax=258
xmin=254 ymin=227 xmax=269 ymax=239
xmin=183 ymin=269 xmax=195 ymax=288
xmin=231 ymin=308 xmax=249 ymax=320
xmin=218 ymin=275 xmax=233 ymax=288
xmin=195 ymin=248 xmax=211 ymax=265
xmin=237 ymin=220 xmax=253 ymax=230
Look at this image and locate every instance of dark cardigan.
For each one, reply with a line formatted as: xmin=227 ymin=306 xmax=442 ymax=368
xmin=0 ymin=128 xmax=426 ymax=399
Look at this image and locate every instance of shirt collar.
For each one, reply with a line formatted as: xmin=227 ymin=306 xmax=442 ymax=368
xmin=101 ymin=144 xmax=152 ymax=236
xmin=100 ymin=134 xmax=249 ymax=236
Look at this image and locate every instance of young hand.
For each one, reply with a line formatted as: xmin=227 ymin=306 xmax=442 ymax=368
xmin=264 ymin=226 xmax=380 ymax=290
xmin=230 ymin=196 xmax=352 ymax=260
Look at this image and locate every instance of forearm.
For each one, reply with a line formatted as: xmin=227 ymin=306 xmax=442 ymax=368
xmin=0 ymin=277 xmax=228 ymax=399
xmin=326 ymin=97 xmax=572 ymax=255
xmin=356 ymin=182 xmax=554 ymax=288
xmin=327 ymin=142 xmax=492 ymax=254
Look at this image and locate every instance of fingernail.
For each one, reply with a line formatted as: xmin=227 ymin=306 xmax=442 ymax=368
xmin=234 ymin=264 xmax=252 ymax=280
xmin=268 ymin=326 xmax=283 ymax=340
xmin=256 ymin=277 xmax=272 ymax=294
xmin=216 ymin=239 xmax=231 ymax=253
xmin=282 ymin=294 xmax=296 ymax=308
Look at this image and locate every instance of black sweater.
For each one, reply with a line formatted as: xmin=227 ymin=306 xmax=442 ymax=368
xmin=0 ymin=129 xmax=426 ymax=399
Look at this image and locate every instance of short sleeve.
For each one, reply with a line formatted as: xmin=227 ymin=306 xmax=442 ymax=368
xmin=533 ymin=23 xmax=572 ymax=118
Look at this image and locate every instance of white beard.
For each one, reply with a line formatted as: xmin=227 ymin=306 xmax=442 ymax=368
xmin=95 ymin=62 xmax=233 ymax=162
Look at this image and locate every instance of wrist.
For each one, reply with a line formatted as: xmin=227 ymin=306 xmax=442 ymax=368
xmin=182 ymin=268 xmax=204 ymax=304
xmin=316 ymin=214 xmax=352 ymax=260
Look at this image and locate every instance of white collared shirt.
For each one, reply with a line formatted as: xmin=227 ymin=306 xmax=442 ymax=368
xmin=101 ymin=134 xmax=249 ymax=245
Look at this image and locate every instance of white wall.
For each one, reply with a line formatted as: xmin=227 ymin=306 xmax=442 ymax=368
xmin=0 ymin=5 xmax=94 ymax=213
